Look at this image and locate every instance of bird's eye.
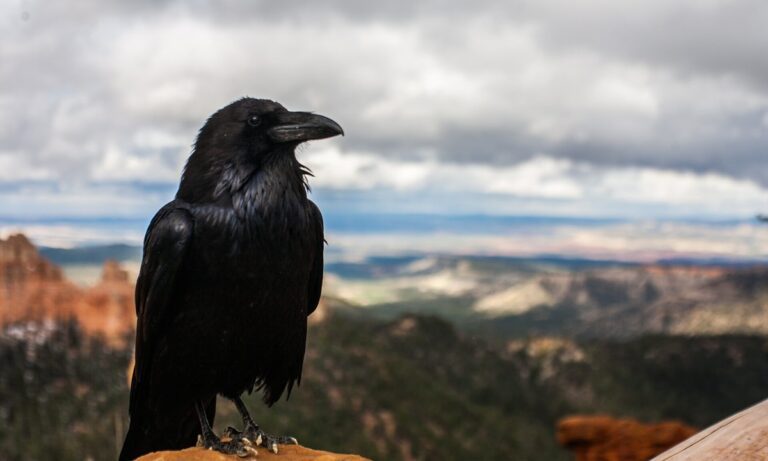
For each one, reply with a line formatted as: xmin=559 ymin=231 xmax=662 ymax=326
xmin=247 ymin=115 xmax=262 ymax=127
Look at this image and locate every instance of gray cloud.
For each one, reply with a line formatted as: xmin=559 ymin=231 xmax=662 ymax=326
xmin=1 ymin=0 xmax=767 ymax=202
xmin=518 ymin=1 xmax=768 ymax=89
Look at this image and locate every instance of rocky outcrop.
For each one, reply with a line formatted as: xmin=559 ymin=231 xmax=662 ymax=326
xmin=0 ymin=233 xmax=68 ymax=323
xmin=73 ymin=259 xmax=136 ymax=344
xmin=557 ymin=415 xmax=696 ymax=461
xmin=137 ymin=445 xmax=371 ymax=461
xmin=0 ymin=233 xmax=63 ymax=282
xmin=0 ymin=233 xmax=135 ymax=344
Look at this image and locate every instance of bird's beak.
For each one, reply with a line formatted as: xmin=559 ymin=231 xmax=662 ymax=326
xmin=267 ymin=111 xmax=344 ymax=143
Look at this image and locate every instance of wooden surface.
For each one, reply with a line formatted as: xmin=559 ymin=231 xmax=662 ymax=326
xmin=652 ymin=398 xmax=768 ymax=460
xmin=137 ymin=444 xmax=371 ymax=461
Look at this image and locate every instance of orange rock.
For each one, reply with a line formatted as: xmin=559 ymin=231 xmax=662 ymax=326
xmin=72 ymin=260 xmax=136 ymax=345
xmin=102 ymin=259 xmax=131 ymax=282
xmin=557 ymin=415 xmax=696 ymax=461
xmin=136 ymin=444 xmax=371 ymax=461
xmin=0 ymin=233 xmax=75 ymax=324
xmin=0 ymin=234 xmax=136 ymax=344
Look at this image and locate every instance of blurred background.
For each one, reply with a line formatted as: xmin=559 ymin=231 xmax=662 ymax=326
xmin=2 ymin=1 xmax=768 ymax=460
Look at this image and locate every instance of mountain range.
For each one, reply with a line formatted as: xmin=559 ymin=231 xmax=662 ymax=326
xmin=322 ymin=255 xmax=768 ymax=340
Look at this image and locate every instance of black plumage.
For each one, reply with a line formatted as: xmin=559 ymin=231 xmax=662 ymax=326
xmin=119 ymin=98 xmax=343 ymax=460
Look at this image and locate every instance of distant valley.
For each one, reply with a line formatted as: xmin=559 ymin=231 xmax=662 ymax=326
xmin=326 ymin=255 xmax=768 ymax=339
xmin=39 ymin=244 xmax=768 ymax=340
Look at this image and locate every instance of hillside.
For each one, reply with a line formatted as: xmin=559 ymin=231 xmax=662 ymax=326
xmin=4 ymin=312 xmax=768 ymax=461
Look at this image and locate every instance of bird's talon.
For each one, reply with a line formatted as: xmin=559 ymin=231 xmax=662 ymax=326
xmin=288 ymin=437 xmax=298 ymax=445
xmin=197 ymin=435 xmax=204 ymax=447
xmin=242 ymin=437 xmax=253 ymax=447
xmin=271 ymin=443 xmax=278 ymax=454
xmin=255 ymin=434 xmax=263 ymax=446
xmin=236 ymin=445 xmax=258 ymax=458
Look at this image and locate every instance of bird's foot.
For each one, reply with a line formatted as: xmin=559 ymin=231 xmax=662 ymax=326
xmin=196 ymin=432 xmax=259 ymax=458
xmin=223 ymin=423 xmax=298 ymax=454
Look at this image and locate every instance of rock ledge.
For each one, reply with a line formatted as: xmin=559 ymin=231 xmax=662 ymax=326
xmin=137 ymin=444 xmax=371 ymax=461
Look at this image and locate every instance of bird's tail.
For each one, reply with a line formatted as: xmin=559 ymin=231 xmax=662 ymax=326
xmin=119 ymin=397 xmax=216 ymax=461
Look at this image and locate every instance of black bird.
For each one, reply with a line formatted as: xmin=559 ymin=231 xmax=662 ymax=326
xmin=119 ymin=98 xmax=343 ymax=460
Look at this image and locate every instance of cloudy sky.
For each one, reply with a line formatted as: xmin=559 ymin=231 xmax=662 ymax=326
xmin=2 ymin=0 xmax=768 ymax=256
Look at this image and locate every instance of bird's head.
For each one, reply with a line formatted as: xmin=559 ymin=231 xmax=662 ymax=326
xmin=195 ymin=98 xmax=343 ymax=153
xmin=178 ymin=98 xmax=343 ymax=203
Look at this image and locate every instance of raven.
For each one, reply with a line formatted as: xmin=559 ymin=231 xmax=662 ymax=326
xmin=119 ymin=98 xmax=343 ymax=460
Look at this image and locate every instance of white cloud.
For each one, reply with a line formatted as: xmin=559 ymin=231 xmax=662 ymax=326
xmin=91 ymin=143 xmax=182 ymax=182
xmin=304 ymin=147 xmax=768 ymax=213
xmin=593 ymin=167 xmax=768 ymax=206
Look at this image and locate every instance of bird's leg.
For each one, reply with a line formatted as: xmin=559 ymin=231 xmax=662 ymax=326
xmin=223 ymin=396 xmax=299 ymax=454
xmin=195 ymin=400 xmax=258 ymax=458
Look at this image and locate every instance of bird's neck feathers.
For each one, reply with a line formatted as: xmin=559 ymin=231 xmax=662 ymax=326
xmin=176 ymin=146 xmax=310 ymax=210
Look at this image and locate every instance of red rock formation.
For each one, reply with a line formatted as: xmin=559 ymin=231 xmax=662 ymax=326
xmin=557 ymin=415 xmax=696 ymax=461
xmin=0 ymin=233 xmax=135 ymax=344
xmin=0 ymin=233 xmax=72 ymax=324
xmin=74 ymin=259 xmax=136 ymax=344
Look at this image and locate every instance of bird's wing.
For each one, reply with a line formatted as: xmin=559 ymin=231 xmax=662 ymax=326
xmin=130 ymin=203 xmax=193 ymax=414
xmin=306 ymin=200 xmax=324 ymax=316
